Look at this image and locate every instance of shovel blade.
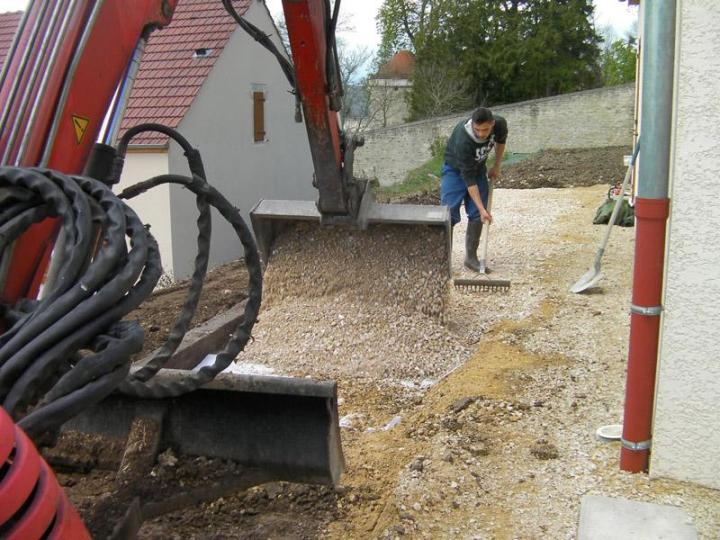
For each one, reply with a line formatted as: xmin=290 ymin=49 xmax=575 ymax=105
xmin=570 ymin=268 xmax=604 ymax=293
xmin=62 ymin=370 xmax=344 ymax=486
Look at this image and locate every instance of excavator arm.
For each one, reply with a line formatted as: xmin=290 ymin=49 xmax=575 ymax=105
xmin=1 ymin=0 xmax=178 ymax=304
xmin=283 ymin=0 xmax=347 ymax=216
xmin=251 ymin=1 xmax=450 ymax=266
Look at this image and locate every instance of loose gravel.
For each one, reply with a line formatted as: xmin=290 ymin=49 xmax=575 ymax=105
xmin=240 ymin=222 xmax=461 ymax=381
xmin=233 ymin=186 xmax=718 ymax=540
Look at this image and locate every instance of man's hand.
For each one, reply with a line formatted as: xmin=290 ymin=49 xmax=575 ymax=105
xmin=480 ymin=207 xmax=493 ymax=225
xmin=488 ymin=165 xmax=502 ymax=180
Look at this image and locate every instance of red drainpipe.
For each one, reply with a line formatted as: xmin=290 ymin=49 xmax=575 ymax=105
xmin=620 ymin=198 xmax=670 ymax=472
xmin=619 ymin=0 xmax=676 ymax=473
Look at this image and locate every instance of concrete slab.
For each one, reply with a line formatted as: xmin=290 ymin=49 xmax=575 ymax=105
xmin=578 ymin=495 xmax=698 ymax=540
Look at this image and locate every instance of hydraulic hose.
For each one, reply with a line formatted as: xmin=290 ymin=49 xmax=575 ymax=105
xmin=0 ymin=124 xmax=263 ymax=440
xmin=0 ymin=167 xmax=157 ymax=440
xmin=116 ymin=172 xmax=262 ymax=398
xmin=113 ymin=124 xmax=213 ymax=383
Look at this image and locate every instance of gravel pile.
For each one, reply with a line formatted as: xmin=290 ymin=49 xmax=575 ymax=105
xmin=262 ymin=223 xmax=448 ymax=319
xmin=238 ymin=222 xmax=464 ymax=381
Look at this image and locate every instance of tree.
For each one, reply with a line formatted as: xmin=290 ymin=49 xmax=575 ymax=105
xmin=378 ymin=0 xmax=605 ymax=117
xmin=376 ymin=0 xmax=455 ymax=62
xmin=408 ymin=62 xmax=473 ymax=119
xmin=365 ymin=80 xmax=398 ymax=129
xmin=600 ymin=36 xmax=637 ymax=86
xmin=337 ymin=44 xmax=373 ymax=128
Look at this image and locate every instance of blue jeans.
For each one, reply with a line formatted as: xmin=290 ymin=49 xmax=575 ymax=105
xmin=440 ymin=163 xmax=489 ymax=226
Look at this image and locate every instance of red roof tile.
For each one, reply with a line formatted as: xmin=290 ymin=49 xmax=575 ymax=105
xmin=0 ymin=11 xmax=22 ymax=69
xmin=118 ymin=0 xmax=251 ymax=146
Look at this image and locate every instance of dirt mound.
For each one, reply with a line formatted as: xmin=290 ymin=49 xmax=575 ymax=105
xmin=496 ymin=145 xmax=630 ymax=189
xmin=263 ymin=222 xmax=448 ymax=319
xmin=381 ymin=146 xmax=631 ymax=206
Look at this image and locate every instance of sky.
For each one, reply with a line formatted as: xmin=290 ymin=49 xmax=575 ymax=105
xmin=265 ymin=0 xmax=638 ymax=52
xmin=1 ymin=0 xmax=638 ymax=51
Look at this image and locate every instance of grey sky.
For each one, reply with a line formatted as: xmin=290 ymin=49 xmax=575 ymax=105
xmin=1 ymin=0 xmax=639 ymax=42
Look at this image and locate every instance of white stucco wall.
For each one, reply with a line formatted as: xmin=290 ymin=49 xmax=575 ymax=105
xmin=167 ymin=0 xmax=315 ymax=279
xmin=115 ymin=150 xmax=172 ymax=276
xmin=651 ymin=0 xmax=720 ymax=490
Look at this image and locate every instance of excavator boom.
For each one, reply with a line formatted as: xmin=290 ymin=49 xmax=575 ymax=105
xmin=250 ymin=0 xmax=451 ymax=268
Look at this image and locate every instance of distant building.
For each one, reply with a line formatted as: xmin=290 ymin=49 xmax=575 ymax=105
xmin=365 ymin=50 xmax=415 ymax=129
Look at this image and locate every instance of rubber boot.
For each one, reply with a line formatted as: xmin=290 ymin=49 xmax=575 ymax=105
xmin=464 ymin=219 xmax=482 ymax=272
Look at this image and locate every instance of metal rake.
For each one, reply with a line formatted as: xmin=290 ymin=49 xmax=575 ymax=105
xmin=453 ymin=277 xmax=511 ymax=292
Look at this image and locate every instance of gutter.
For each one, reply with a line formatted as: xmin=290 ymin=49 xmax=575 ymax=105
xmin=620 ymin=0 xmax=676 ymax=473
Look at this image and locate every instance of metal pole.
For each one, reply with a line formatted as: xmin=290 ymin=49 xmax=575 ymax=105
xmin=620 ymin=0 xmax=676 ymax=473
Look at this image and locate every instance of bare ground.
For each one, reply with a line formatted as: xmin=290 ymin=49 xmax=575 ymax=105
xmin=57 ymin=146 xmax=719 ymax=538
xmin=378 ymin=146 xmax=631 ymax=206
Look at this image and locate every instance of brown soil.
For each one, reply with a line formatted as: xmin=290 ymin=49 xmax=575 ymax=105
xmin=54 ymin=146 xmax=719 ymax=539
xmin=496 ymin=146 xmax=631 ymax=190
xmin=380 ymin=145 xmax=630 ymax=206
xmin=129 ymin=260 xmax=249 ymax=358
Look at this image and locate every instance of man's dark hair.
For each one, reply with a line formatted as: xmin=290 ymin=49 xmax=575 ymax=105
xmin=472 ymin=107 xmax=494 ymax=124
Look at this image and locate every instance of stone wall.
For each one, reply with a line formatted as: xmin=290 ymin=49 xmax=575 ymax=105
xmin=354 ymin=84 xmax=635 ymax=186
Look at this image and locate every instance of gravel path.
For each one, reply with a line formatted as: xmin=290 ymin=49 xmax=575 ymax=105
xmin=229 ymin=184 xmax=719 ymax=539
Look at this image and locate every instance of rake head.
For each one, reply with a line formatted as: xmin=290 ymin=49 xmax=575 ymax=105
xmin=453 ymin=278 xmax=511 ymax=292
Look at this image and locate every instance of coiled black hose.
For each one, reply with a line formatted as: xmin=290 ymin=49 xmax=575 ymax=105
xmin=0 ymin=167 xmax=161 ymax=439
xmin=113 ymin=124 xmax=213 ymax=385
xmin=0 ymin=125 xmax=263 ymax=439
xmin=117 ymin=173 xmax=262 ymax=398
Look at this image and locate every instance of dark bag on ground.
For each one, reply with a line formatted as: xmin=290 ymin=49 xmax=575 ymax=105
xmin=593 ymin=195 xmax=635 ymax=227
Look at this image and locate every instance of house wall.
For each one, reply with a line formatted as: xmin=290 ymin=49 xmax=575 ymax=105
xmin=651 ymin=0 xmax=720 ymax=490
xmin=354 ymin=84 xmax=635 ymax=186
xmin=114 ymin=150 xmax=173 ymax=276
xmin=168 ymin=0 xmax=315 ymax=279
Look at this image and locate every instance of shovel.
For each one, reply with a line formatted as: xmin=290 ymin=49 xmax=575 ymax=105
xmin=570 ymin=141 xmax=640 ymax=294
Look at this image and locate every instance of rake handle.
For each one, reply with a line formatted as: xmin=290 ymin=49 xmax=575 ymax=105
xmin=478 ymin=184 xmax=493 ymax=269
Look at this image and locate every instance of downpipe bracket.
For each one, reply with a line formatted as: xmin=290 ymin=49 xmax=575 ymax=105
xmin=630 ymin=304 xmax=663 ymax=316
xmin=621 ymin=438 xmax=652 ymax=451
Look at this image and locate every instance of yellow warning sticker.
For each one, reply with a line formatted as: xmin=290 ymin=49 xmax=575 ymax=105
xmin=71 ymin=115 xmax=90 ymax=144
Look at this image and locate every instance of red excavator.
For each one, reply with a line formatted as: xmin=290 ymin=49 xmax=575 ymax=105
xmin=0 ymin=1 xmax=450 ymax=537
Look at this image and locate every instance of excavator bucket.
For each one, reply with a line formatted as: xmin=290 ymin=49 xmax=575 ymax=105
xmin=59 ymin=302 xmax=344 ymax=487
xmin=250 ymin=192 xmax=453 ymax=278
xmin=63 ymin=370 xmax=343 ymax=484
xmin=252 ymin=0 xmax=453 ymax=280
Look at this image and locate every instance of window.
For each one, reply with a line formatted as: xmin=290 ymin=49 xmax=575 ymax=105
xmin=253 ymin=90 xmax=266 ymax=142
xmin=193 ymin=48 xmax=212 ymax=58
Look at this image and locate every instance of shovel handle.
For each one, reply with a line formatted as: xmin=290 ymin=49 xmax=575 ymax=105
xmin=599 ymin=141 xmax=641 ymax=251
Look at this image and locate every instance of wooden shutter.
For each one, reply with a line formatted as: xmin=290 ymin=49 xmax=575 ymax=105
xmin=253 ymin=91 xmax=265 ymax=142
